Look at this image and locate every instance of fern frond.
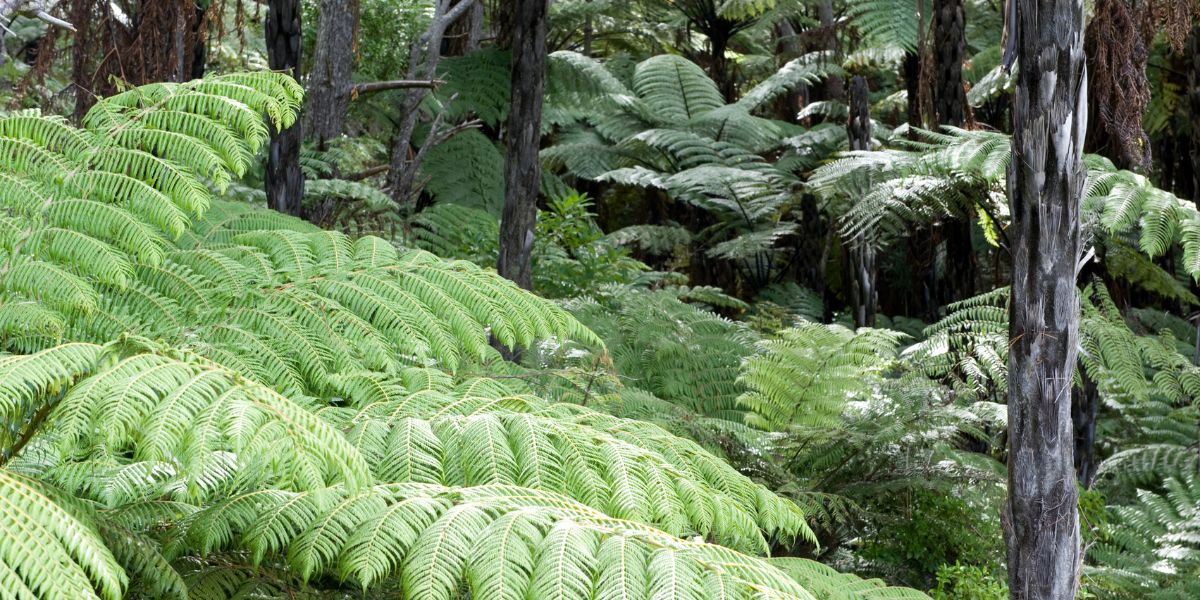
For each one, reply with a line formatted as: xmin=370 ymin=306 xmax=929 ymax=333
xmin=739 ymin=323 xmax=904 ymax=429
xmin=0 ymin=469 xmax=127 ymax=600
xmin=632 ymin=55 xmax=724 ymax=122
xmin=168 ymin=482 xmax=847 ymax=598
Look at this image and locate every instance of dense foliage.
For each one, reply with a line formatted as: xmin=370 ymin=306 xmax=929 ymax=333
xmin=0 ymin=0 xmax=1196 ymax=599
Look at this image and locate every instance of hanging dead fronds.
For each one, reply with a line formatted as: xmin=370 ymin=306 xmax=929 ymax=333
xmin=1141 ymin=0 xmax=1195 ymax=53
xmin=1084 ymin=0 xmax=1152 ymax=169
xmin=69 ymin=0 xmax=211 ymax=118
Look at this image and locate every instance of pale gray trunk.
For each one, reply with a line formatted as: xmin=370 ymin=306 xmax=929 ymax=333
xmin=1003 ymin=0 xmax=1087 ymax=595
xmin=385 ymin=0 xmax=478 ymax=205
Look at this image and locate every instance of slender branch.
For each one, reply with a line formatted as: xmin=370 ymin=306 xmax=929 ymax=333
xmin=349 ymin=79 xmax=444 ymax=96
xmin=343 ymin=164 xmax=390 ymax=181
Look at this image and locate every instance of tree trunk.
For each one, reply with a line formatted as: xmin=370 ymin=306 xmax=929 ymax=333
xmin=709 ymin=25 xmax=737 ymax=102
xmin=903 ymin=47 xmax=935 ymax=316
xmin=190 ymin=1 xmax=208 ymax=79
xmin=940 ymin=217 xmax=976 ymax=304
xmin=1190 ymin=25 xmax=1199 ymax=208
xmin=444 ymin=0 xmax=483 ymax=56
xmin=385 ymin=0 xmax=478 ymax=205
xmin=932 ymin=0 xmax=966 ymax=125
xmin=305 ymin=0 xmax=358 ymax=148
xmin=266 ymin=0 xmax=304 ymax=216
xmin=846 ymin=75 xmax=876 ymax=328
xmin=1073 ymin=364 xmax=1099 ymax=488
xmin=903 ymin=51 xmax=921 ymax=133
xmin=497 ymin=0 xmax=548 ymax=291
xmin=774 ymin=19 xmax=806 ymax=123
xmin=1003 ymin=0 xmax=1087 ymax=595
xmin=493 ymin=0 xmax=514 ymax=49
xmin=818 ymin=0 xmax=843 ymax=102
xmin=70 ymin=0 xmax=207 ymax=119
xmin=932 ymin=0 xmax=975 ymax=306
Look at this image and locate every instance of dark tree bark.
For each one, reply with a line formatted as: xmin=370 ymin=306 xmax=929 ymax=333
xmin=707 ymin=22 xmax=738 ymax=102
xmin=817 ymin=0 xmax=843 ymax=102
xmin=903 ymin=52 xmax=921 ymax=133
xmin=1081 ymin=0 xmax=1150 ymax=170
xmin=492 ymin=0 xmax=514 ymax=48
xmin=774 ymin=19 xmax=806 ymax=122
xmin=940 ymin=217 xmax=976 ymax=304
xmin=903 ymin=48 xmax=935 ymax=317
xmin=932 ymin=0 xmax=975 ymax=306
xmin=266 ymin=0 xmax=304 ymax=216
xmin=846 ymin=76 xmax=877 ymax=328
xmin=1073 ymin=364 xmax=1099 ymax=488
xmin=444 ymin=0 xmax=483 ymax=56
xmin=1003 ymin=0 xmax=1087 ymax=595
xmin=1190 ymin=25 xmax=1199 ymax=208
xmin=69 ymin=0 xmax=208 ymax=120
xmin=497 ymin=0 xmax=548 ymax=291
xmin=932 ymin=0 xmax=966 ymax=125
xmin=305 ymin=0 xmax=359 ymax=148
xmin=190 ymin=1 xmax=208 ymax=79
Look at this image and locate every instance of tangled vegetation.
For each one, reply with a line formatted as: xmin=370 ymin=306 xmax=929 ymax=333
xmin=0 ymin=0 xmax=1196 ymax=599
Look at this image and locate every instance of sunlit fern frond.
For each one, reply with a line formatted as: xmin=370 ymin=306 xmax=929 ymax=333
xmin=316 ymin=366 xmax=813 ymax=552
xmin=1088 ymin=474 xmax=1200 ymax=600
xmin=162 ymin=482 xmax=867 ymax=598
xmin=739 ymin=322 xmax=905 ymax=429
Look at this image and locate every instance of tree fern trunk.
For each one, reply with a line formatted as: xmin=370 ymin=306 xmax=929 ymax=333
xmin=497 ymin=0 xmax=548 ymax=291
xmin=304 ymin=0 xmax=358 ymax=149
xmin=818 ymin=0 xmax=843 ymax=102
xmin=708 ymin=24 xmax=737 ymax=102
xmin=1190 ymin=25 xmax=1199 ymax=208
xmin=903 ymin=51 xmax=921 ymax=132
xmin=774 ymin=19 xmax=806 ymax=123
xmin=933 ymin=0 xmax=976 ymax=306
xmin=1072 ymin=364 xmax=1099 ymax=488
xmin=266 ymin=0 xmax=304 ymax=217
xmin=190 ymin=1 xmax=208 ymax=80
xmin=847 ymin=75 xmax=876 ymax=328
xmin=932 ymin=0 xmax=965 ymax=125
xmin=1004 ymin=0 xmax=1086 ymax=594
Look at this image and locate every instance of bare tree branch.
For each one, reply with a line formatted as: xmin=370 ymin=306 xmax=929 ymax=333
xmin=386 ymin=0 xmax=479 ymax=204
xmin=1 ymin=0 xmax=75 ymax=31
xmin=349 ymin=79 xmax=444 ymax=96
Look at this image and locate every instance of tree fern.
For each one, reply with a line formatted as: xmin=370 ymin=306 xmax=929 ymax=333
xmin=1088 ymin=474 xmax=1200 ymax=600
xmin=846 ymin=0 xmax=922 ymax=53
xmin=165 ymin=482 xmax=829 ymax=599
xmin=0 ymin=71 xmax=937 ymax=599
xmin=815 ymin=128 xmax=1200 ymax=282
xmin=318 ymin=367 xmax=813 ymax=552
xmin=738 ymin=323 xmax=905 ymax=429
xmin=559 ymin=287 xmax=758 ymax=421
xmin=541 ymin=51 xmax=825 ymax=285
